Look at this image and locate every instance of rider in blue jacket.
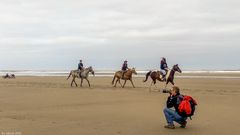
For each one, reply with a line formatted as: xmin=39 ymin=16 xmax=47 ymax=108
xmin=160 ymin=57 xmax=168 ymax=80
xmin=78 ymin=60 xmax=84 ymax=71
xmin=121 ymin=60 xmax=128 ymax=78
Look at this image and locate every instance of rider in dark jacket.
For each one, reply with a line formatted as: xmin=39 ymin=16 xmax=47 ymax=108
xmin=78 ymin=60 xmax=84 ymax=77
xmin=78 ymin=60 xmax=84 ymax=71
xmin=160 ymin=57 xmax=168 ymax=80
xmin=121 ymin=60 xmax=128 ymax=78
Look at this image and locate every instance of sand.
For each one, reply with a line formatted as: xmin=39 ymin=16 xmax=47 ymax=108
xmin=0 ymin=75 xmax=240 ymax=135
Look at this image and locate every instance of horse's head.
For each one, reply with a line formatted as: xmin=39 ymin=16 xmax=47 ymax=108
xmin=131 ymin=67 xmax=137 ymax=75
xmin=173 ymin=64 xmax=182 ymax=73
xmin=88 ymin=66 xmax=95 ymax=75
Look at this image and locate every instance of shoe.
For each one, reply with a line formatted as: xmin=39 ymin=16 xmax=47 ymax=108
xmin=180 ymin=121 xmax=187 ymax=128
xmin=164 ymin=124 xmax=175 ymax=129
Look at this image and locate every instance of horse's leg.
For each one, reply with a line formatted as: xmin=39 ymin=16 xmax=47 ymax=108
xmin=86 ymin=78 xmax=91 ymax=87
xmin=80 ymin=78 xmax=83 ymax=87
xmin=130 ymin=79 xmax=135 ymax=88
xmin=165 ymin=81 xmax=169 ymax=89
xmin=171 ymin=81 xmax=175 ymax=86
xmin=71 ymin=77 xmax=76 ymax=87
xmin=153 ymin=79 xmax=157 ymax=89
xmin=73 ymin=78 xmax=78 ymax=87
xmin=122 ymin=80 xmax=127 ymax=88
xmin=118 ymin=79 xmax=122 ymax=87
xmin=114 ymin=78 xmax=118 ymax=87
xmin=149 ymin=81 xmax=153 ymax=92
xmin=71 ymin=78 xmax=74 ymax=87
xmin=154 ymin=82 xmax=157 ymax=89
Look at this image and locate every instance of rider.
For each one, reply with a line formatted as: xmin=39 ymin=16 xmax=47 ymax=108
xmin=78 ymin=60 xmax=84 ymax=70
xmin=160 ymin=57 xmax=168 ymax=81
xmin=121 ymin=60 xmax=128 ymax=79
xmin=78 ymin=60 xmax=84 ymax=77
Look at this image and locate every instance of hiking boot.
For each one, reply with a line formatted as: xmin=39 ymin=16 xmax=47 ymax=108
xmin=180 ymin=121 xmax=187 ymax=128
xmin=164 ymin=124 xmax=175 ymax=129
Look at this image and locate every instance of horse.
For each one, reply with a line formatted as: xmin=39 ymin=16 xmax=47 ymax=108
xmin=2 ymin=73 xmax=15 ymax=79
xmin=143 ymin=64 xmax=182 ymax=91
xmin=112 ymin=68 xmax=137 ymax=88
xmin=67 ymin=66 xmax=95 ymax=87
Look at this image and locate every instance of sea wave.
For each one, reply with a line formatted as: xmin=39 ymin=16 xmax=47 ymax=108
xmin=0 ymin=70 xmax=240 ymax=78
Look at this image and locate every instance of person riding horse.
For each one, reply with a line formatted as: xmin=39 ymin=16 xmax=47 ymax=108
xmin=121 ymin=60 xmax=128 ymax=79
xmin=144 ymin=64 xmax=182 ymax=91
xmin=160 ymin=57 xmax=168 ymax=81
xmin=67 ymin=66 xmax=94 ymax=87
xmin=78 ymin=59 xmax=84 ymax=77
xmin=78 ymin=60 xmax=84 ymax=70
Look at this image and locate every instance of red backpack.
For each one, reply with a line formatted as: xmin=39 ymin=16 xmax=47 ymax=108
xmin=178 ymin=96 xmax=197 ymax=118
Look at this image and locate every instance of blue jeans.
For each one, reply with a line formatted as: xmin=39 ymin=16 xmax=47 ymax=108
xmin=163 ymin=108 xmax=187 ymax=125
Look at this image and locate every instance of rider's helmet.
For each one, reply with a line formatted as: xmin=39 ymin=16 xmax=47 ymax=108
xmin=162 ymin=57 xmax=166 ymax=62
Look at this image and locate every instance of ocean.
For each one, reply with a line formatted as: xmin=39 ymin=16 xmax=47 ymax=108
xmin=1 ymin=70 xmax=240 ymax=79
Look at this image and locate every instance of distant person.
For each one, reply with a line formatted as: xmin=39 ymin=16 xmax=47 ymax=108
xmin=160 ymin=57 xmax=168 ymax=80
xmin=121 ymin=60 xmax=128 ymax=78
xmin=78 ymin=60 xmax=84 ymax=71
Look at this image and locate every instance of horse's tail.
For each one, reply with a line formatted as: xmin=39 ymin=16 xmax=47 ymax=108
xmin=112 ymin=74 xmax=116 ymax=85
xmin=143 ymin=71 xmax=152 ymax=82
xmin=66 ymin=71 xmax=72 ymax=80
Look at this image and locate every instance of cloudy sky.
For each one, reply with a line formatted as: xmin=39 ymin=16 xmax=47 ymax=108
xmin=0 ymin=0 xmax=239 ymax=70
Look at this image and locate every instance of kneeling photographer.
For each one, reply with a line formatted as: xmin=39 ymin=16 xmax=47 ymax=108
xmin=163 ymin=86 xmax=187 ymax=129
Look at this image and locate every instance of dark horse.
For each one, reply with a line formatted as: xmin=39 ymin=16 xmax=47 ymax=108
xmin=143 ymin=64 xmax=182 ymax=92
xmin=2 ymin=73 xmax=15 ymax=79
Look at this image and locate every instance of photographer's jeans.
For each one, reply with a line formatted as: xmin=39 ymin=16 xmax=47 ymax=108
xmin=163 ymin=108 xmax=187 ymax=125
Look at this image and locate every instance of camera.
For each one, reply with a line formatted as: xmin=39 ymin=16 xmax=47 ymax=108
xmin=162 ymin=89 xmax=172 ymax=93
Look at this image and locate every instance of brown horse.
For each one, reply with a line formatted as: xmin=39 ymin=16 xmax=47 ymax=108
xmin=143 ymin=70 xmax=163 ymax=91
xmin=112 ymin=68 xmax=137 ymax=88
xmin=143 ymin=64 xmax=182 ymax=91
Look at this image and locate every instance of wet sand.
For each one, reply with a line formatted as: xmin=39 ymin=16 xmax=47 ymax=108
xmin=0 ymin=76 xmax=240 ymax=135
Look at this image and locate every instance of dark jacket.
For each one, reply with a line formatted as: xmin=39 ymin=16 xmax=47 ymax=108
xmin=78 ymin=63 xmax=84 ymax=70
xmin=122 ymin=63 xmax=128 ymax=71
xmin=161 ymin=60 xmax=168 ymax=70
xmin=166 ymin=94 xmax=183 ymax=113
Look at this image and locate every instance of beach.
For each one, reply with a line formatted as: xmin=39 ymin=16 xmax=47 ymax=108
xmin=0 ymin=75 xmax=240 ymax=135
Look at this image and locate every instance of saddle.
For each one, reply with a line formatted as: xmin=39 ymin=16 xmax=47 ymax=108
xmin=121 ymin=70 xmax=127 ymax=79
xmin=77 ymin=69 xmax=84 ymax=77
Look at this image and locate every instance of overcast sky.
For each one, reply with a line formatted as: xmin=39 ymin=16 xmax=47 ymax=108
xmin=0 ymin=0 xmax=239 ymax=70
